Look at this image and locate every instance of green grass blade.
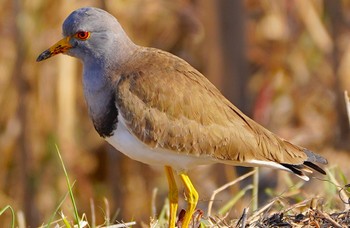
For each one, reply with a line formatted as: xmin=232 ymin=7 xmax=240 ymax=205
xmin=61 ymin=212 xmax=72 ymax=228
xmin=0 ymin=205 xmax=15 ymax=228
xmin=218 ymin=184 xmax=254 ymax=216
xmin=55 ymin=145 xmax=81 ymax=227
xmin=156 ymin=198 xmax=169 ymax=226
xmin=45 ymin=181 xmax=76 ymax=227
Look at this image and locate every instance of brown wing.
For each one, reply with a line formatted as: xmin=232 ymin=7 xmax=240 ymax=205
xmin=115 ymin=47 xmax=326 ymax=170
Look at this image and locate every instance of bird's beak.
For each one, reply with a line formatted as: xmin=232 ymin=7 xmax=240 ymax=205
xmin=36 ymin=36 xmax=72 ymax=62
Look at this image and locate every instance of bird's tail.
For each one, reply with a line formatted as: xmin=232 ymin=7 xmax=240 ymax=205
xmin=281 ymin=148 xmax=327 ymax=181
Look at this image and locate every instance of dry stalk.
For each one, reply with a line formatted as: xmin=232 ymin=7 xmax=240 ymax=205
xmin=207 ymin=170 xmax=256 ymax=217
xmin=316 ymin=209 xmax=342 ymax=228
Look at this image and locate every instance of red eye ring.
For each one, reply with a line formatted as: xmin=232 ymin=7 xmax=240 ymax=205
xmin=75 ymin=31 xmax=90 ymax=40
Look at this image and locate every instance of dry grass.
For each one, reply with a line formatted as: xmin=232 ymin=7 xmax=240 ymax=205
xmin=1 ymin=0 xmax=350 ymax=227
xmin=1 ymin=154 xmax=350 ymax=227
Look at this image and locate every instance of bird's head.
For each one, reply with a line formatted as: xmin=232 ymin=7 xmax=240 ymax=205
xmin=37 ymin=7 xmax=136 ymax=66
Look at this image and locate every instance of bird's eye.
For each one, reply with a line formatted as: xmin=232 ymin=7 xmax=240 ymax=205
xmin=75 ymin=31 xmax=90 ymax=40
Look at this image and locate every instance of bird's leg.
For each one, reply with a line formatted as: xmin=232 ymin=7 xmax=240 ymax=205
xmin=179 ymin=173 xmax=198 ymax=228
xmin=165 ymin=166 xmax=178 ymax=228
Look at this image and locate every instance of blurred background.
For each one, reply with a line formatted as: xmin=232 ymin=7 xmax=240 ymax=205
xmin=1 ymin=0 xmax=350 ymax=226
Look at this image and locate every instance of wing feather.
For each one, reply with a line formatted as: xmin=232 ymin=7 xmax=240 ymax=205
xmin=114 ymin=47 xmax=324 ymax=171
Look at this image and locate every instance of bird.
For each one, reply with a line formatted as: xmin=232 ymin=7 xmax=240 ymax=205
xmin=37 ymin=7 xmax=327 ymax=228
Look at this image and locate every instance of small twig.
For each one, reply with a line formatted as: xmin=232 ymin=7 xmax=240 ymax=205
xmin=151 ymin=188 xmax=158 ymax=218
xmin=209 ymin=214 xmax=230 ymax=227
xmin=310 ymin=197 xmax=319 ymax=210
xmin=316 ymin=209 xmax=342 ymax=228
xmin=207 ymin=170 xmax=256 ymax=216
xmin=339 ymin=184 xmax=350 ymax=205
xmin=281 ymin=198 xmax=312 ymax=214
xmin=344 ymin=91 xmax=350 ymax=127
xmin=252 ymin=167 xmax=259 ymax=211
xmin=326 ymin=167 xmax=350 ymax=210
xmin=102 ymin=221 xmax=137 ymax=228
xmin=247 ymin=199 xmax=277 ymax=224
xmin=104 ymin=197 xmax=111 ymax=225
xmin=235 ymin=208 xmax=249 ymax=228
xmin=90 ymin=199 xmax=96 ymax=228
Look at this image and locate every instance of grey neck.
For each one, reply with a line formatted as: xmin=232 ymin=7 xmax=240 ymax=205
xmin=82 ymin=64 xmax=117 ymax=137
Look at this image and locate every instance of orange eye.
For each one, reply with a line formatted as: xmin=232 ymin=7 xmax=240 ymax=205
xmin=75 ymin=31 xmax=90 ymax=40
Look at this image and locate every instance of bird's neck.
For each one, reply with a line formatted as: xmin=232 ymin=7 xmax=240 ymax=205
xmin=81 ymin=40 xmax=138 ymax=137
xmin=82 ymin=63 xmax=118 ymax=137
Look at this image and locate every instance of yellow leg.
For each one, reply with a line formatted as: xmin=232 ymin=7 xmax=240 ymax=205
xmin=165 ymin=166 xmax=178 ymax=228
xmin=179 ymin=173 xmax=199 ymax=228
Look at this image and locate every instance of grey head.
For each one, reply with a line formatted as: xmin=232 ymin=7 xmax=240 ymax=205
xmin=37 ymin=7 xmax=137 ymax=68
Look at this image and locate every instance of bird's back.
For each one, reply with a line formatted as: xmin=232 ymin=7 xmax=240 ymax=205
xmin=113 ymin=47 xmax=327 ymax=178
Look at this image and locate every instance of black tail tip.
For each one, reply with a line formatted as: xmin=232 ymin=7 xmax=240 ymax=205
xmin=304 ymin=161 xmax=326 ymax=175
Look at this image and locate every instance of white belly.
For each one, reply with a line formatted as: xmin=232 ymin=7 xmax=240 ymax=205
xmin=105 ymin=116 xmax=215 ymax=172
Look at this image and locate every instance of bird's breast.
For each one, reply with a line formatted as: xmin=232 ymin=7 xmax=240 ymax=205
xmin=91 ymin=94 xmax=119 ymax=137
xmin=105 ymin=115 xmax=216 ymax=171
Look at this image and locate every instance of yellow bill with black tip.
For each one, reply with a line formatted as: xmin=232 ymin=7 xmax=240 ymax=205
xmin=36 ymin=36 xmax=72 ymax=62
